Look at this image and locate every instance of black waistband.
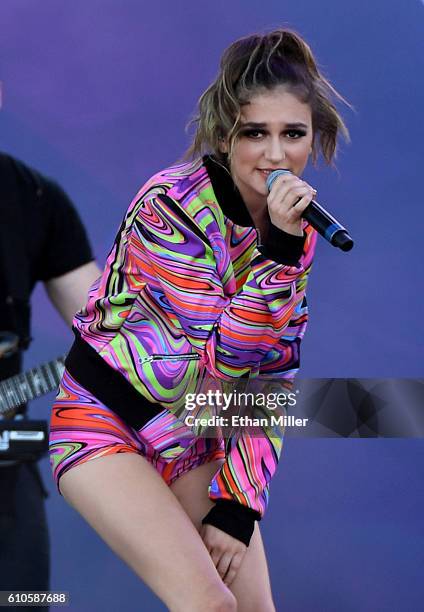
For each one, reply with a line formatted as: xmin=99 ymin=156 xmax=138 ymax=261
xmin=65 ymin=331 xmax=163 ymax=430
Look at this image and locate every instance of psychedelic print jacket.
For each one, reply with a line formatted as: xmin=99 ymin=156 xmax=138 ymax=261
xmin=65 ymin=155 xmax=317 ymax=543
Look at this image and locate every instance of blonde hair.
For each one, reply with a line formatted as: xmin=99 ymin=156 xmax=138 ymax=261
xmin=184 ymin=28 xmax=350 ymax=165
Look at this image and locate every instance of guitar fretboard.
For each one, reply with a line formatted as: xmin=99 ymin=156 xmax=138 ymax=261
xmin=0 ymin=356 xmax=66 ymax=415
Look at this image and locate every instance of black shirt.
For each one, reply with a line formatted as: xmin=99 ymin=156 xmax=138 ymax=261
xmin=0 ymin=152 xmax=94 ymax=383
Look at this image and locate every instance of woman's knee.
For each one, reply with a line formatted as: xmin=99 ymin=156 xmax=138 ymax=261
xmin=213 ymin=595 xmax=238 ymax=612
xmin=171 ymin=583 xmax=237 ymax=612
xmin=198 ymin=588 xmax=238 ymax=612
xmin=236 ymin=597 xmax=275 ymax=612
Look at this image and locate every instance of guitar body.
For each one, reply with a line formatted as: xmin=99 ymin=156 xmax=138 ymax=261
xmin=0 ymin=348 xmax=65 ymax=460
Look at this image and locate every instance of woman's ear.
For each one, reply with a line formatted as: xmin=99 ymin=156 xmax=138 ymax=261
xmin=218 ymin=136 xmax=228 ymax=154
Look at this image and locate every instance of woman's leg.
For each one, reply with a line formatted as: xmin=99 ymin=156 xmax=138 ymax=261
xmin=170 ymin=460 xmax=276 ymax=611
xmin=227 ymin=524 xmax=276 ymax=612
xmin=58 ymin=453 xmax=236 ymax=612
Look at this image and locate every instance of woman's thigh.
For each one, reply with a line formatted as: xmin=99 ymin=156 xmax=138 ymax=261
xmin=229 ymin=523 xmax=276 ymax=612
xmin=58 ymin=453 xmax=235 ymax=612
xmin=170 ymin=460 xmax=276 ymax=611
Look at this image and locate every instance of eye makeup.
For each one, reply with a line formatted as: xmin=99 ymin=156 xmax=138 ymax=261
xmin=239 ymin=127 xmax=308 ymax=139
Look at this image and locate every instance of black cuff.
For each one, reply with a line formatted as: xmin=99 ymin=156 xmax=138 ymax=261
xmin=201 ymin=500 xmax=261 ymax=546
xmin=257 ymin=224 xmax=306 ymax=266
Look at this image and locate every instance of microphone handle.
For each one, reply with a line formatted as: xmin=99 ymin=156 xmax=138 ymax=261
xmin=265 ymin=169 xmax=354 ymax=252
xmin=303 ymin=200 xmax=354 ymax=252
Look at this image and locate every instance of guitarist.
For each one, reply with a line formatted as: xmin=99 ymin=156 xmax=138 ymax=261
xmin=0 ymin=152 xmax=100 ymax=600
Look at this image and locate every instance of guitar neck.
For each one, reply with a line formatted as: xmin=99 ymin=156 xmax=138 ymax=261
xmin=0 ymin=356 xmax=66 ymax=416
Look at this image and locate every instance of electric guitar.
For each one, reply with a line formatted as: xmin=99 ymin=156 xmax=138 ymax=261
xmin=0 ymin=332 xmax=65 ymax=417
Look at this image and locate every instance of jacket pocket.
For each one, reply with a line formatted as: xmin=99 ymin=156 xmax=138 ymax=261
xmin=138 ymin=353 xmax=200 ymax=365
xmin=138 ymin=352 xmax=203 ymax=413
xmin=137 ymin=353 xmax=201 ymax=460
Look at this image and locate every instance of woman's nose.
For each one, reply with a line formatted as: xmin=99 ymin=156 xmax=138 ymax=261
xmin=264 ymin=138 xmax=286 ymax=163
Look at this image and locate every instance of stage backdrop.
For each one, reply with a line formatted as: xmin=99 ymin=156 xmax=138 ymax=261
xmin=0 ymin=1 xmax=423 ymax=610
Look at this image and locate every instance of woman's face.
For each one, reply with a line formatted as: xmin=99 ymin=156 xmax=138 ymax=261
xmin=223 ymin=86 xmax=314 ymax=212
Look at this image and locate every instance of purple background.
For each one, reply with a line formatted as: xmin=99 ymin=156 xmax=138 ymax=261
xmin=1 ymin=0 xmax=423 ymax=610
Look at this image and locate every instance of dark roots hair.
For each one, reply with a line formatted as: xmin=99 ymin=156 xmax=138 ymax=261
xmin=184 ymin=28 xmax=350 ymax=165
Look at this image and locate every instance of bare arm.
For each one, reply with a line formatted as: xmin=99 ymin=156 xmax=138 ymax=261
xmin=44 ymin=261 xmax=101 ymax=327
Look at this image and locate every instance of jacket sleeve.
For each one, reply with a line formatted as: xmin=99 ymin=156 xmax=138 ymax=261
xmin=202 ymin=427 xmax=282 ymax=545
xmin=203 ymin=226 xmax=316 ymax=545
xmin=129 ymin=194 xmax=317 ymax=379
xmin=130 ymin=193 xmax=317 ymax=544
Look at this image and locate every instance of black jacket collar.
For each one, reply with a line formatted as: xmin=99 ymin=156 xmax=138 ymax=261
xmin=203 ymin=155 xmax=254 ymax=228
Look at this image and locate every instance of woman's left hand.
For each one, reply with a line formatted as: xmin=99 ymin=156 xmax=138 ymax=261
xmin=199 ymin=523 xmax=247 ymax=586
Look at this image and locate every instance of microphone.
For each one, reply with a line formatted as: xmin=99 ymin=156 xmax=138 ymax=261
xmin=266 ymin=170 xmax=354 ymax=252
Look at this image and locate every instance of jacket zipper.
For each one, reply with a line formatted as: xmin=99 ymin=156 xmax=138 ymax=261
xmin=139 ymin=353 xmax=200 ymax=365
xmin=256 ymin=227 xmax=262 ymax=247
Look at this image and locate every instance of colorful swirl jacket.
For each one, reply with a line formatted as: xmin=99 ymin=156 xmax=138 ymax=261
xmin=65 ymin=155 xmax=317 ymax=542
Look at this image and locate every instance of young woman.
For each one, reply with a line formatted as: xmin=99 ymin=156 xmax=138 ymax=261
xmin=50 ymin=28 xmax=348 ymax=611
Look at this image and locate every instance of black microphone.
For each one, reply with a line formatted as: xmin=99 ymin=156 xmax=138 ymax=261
xmin=266 ymin=170 xmax=354 ymax=252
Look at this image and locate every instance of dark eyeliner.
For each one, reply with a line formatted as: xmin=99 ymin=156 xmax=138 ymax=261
xmin=285 ymin=129 xmax=307 ymax=138
xmin=240 ymin=128 xmax=265 ymax=137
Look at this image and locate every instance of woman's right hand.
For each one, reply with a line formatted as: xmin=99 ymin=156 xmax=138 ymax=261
xmin=267 ymin=172 xmax=316 ymax=237
xmin=199 ymin=523 xmax=247 ymax=586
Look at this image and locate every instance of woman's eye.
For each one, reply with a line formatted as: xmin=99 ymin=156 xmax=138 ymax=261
xmin=285 ymin=130 xmax=307 ymax=139
xmin=243 ymin=129 xmax=264 ymax=139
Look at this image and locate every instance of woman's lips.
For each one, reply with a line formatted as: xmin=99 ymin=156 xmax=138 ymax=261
xmin=258 ymin=168 xmax=291 ymax=176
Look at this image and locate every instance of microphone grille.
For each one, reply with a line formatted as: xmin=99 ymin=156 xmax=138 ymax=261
xmin=266 ymin=169 xmax=292 ymax=192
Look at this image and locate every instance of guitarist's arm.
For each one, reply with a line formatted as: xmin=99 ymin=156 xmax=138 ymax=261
xmin=44 ymin=261 xmax=101 ymax=328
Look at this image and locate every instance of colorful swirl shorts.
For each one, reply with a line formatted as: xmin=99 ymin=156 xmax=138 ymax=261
xmin=49 ymin=369 xmax=225 ymax=493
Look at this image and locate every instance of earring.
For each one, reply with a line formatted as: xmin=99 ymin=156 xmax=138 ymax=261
xmin=218 ymin=138 xmax=228 ymax=154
